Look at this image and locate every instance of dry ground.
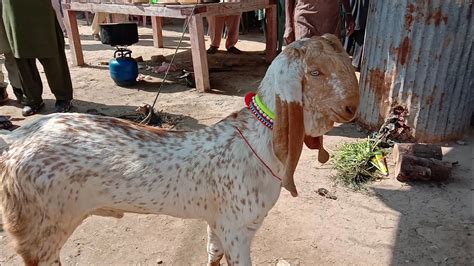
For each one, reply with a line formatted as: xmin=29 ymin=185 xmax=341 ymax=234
xmin=0 ymin=19 xmax=473 ymax=265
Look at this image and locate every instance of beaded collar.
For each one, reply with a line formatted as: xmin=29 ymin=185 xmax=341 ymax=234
xmin=244 ymin=92 xmax=275 ymax=129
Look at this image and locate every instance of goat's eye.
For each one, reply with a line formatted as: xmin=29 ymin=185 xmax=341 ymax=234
xmin=310 ymin=70 xmax=320 ymax=76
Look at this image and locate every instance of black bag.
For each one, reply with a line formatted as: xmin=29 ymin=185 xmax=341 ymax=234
xmin=100 ymin=23 xmax=139 ymax=46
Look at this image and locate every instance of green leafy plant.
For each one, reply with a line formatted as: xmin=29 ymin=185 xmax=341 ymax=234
xmin=332 ymin=138 xmax=386 ymax=190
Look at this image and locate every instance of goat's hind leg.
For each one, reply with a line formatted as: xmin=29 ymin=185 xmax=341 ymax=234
xmin=2 ymin=205 xmax=81 ymax=266
xmin=8 ymin=220 xmax=78 ymax=266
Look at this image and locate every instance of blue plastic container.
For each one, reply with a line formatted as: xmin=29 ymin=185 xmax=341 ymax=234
xmin=109 ymin=49 xmax=138 ymax=87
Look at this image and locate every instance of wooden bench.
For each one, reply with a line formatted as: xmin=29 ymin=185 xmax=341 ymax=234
xmin=62 ymin=0 xmax=277 ymax=92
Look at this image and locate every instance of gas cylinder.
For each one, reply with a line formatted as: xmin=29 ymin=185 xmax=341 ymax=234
xmin=109 ymin=48 xmax=138 ymax=87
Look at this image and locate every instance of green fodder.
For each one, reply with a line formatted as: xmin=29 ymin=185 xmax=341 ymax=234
xmin=332 ymin=139 xmax=384 ymax=190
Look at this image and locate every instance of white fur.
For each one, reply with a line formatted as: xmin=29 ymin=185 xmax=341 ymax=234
xmin=329 ymin=73 xmax=345 ymax=98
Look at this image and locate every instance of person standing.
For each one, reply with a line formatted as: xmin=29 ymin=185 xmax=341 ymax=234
xmin=2 ymin=0 xmax=73 ymax=116
xmin=207 ymin=15 xmax=242 ymax=54
xmin=284 ymin=0 xmax=355 ymax=44
xmin=344 ymin=0 xmax=369 ymax=71
xmin=0 ymin=1 xmax=24 ymax=105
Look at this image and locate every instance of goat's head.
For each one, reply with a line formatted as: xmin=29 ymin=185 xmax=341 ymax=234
xmin=258 ymin=34 xmax=360 ymax=197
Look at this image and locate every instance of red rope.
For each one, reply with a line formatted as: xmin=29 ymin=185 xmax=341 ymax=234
xmin=233 ymin=126 xmax=282 ymax=182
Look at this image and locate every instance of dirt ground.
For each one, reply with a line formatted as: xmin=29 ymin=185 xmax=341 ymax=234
xmin=0 ymin=19 xmax=473 ymax=265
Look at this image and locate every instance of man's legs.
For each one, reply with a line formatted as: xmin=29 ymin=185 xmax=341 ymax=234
xmin=351 ymin=30 xmax=365 ymax=71
xmin=277 ymin=0 xmax=285 ymax=52
xmin=4 ymin=52 xmax=25 ymax=102
xmin=4 ymin=53 xmax=21 ymax=89
xmin=39 ymin=24 xmax=73 ymax=111
xmin=224 ymin=15 xmax=241 ymax=50
xmin=92 ymin=12 xmax=108 ymax=39
xmin=0 ymin=61 xmax=7 ymax=103
xmin=13 ymin=23 xmax=72 ymax=116
xmin=111 ymin=14 xmax=129 ymax=23
xmin=14 ymin=57 xmax=44 ymax=112
xmin=38 ymin=55 xmax=73 ymax=103
xmin=207 ymin=16 xmax=225 ymax=53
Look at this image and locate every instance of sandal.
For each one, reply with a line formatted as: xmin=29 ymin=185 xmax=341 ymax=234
xmin=207 ymin=46 xmax=218 ymax=54
xmin=55 ymin=100 xmax=72 ymax=113
xmin=0 ymin=116 xmax=12 ymax=130
xmin=0 ymin=87 xmax=8 ymax=105
xmin=227 ymin=46 xmax=242 ymax=54
xmin=22 ymin=102 xmax=45 ymax=117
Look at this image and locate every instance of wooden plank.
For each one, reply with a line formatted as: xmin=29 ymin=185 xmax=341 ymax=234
xmin=65 ymin=2 xmax=188 ymax=18
xmin=64 ymin=2 xmax=272 ymax=18
xmin=264 ymin=4 xmax=277 ymax=63
xmin=188 ymin=15 xmax=210 ymax=92
xmin=198 ymin=4 xmax=271 ymax=17
xmin=151 ymin=16 xmax=164 ymax=48
xmin=64 ymin=10 xmax=85 ymax=66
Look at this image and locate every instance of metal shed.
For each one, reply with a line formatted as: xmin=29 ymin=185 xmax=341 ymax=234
xmin=358 ymin=0 xmax=473 ymax=142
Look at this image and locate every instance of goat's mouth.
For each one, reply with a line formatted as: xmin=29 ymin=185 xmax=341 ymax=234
xmin=331 ymin=109 xmax=355 ymax=123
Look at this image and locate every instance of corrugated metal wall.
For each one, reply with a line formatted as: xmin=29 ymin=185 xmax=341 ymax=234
xmin=358 ymin=0 xmax=473 ymax=142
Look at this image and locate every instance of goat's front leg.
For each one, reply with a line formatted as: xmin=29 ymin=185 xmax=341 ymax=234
xmin=207 ymin=225 xmax=224 ymax=266
xmin=219 ymin=223 xmax=259 ymax=265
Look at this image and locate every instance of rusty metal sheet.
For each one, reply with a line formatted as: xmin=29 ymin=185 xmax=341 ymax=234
xmin=358 ymin=0 xmax=473 ymax=142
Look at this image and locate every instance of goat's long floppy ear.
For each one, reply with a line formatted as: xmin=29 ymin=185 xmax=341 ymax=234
xmin=320 ymin=34 xmax=345 ymax=53
xmin=304 ymin=136 xmax=330 ymax=163
xmin=273 ymin=95 xmax=305 ymax=197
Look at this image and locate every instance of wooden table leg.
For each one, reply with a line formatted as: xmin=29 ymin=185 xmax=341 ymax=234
xmin=265 ymin=5 xmax=277 ymax=63
xmin=188 ymin=15 xmax=211 ymax=92
xmin=151 ymin=16 xmax=164 ymax=48
xmin=64 ymin=10 xmax=85 ymax=66
xmin=142 ymin=16 xmax=147 ymax=26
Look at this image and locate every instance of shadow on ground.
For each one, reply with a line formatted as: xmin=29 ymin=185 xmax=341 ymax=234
xmin=6 ymin=98 xmax=207 ymax=131
xmin=373 ymin=130 xmax=473 ymax=265
xmin=73 ymin=47 xmax=268 ymax=97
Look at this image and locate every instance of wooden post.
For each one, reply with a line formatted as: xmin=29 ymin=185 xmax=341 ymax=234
xmin=264 ymin=4 xmax=277 ymax=63
xmin=64 ymin=10 xmax=85 ymax=66
xmin=151 ymin=16 xmax=164 ymax=48
xmin=188 ymin=15 xmax=211 ymax=92
xmin=142 ymin=16 xmax=147 ymax=26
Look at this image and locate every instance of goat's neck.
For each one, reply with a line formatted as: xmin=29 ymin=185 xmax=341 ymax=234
xmin=229 ymin=108 xmax=283 ymax=177
xmin=256 ymin=71 xmax=277 ymax=113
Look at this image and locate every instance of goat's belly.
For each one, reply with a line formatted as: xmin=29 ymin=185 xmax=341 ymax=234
xmin=38 ymin=171 xmax=212 ymax=221
xmin=94 ymin=189 xmax=211 ymax=220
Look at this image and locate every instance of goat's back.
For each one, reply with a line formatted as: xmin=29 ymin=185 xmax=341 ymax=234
xmin=0 ymin=112 xmax=275 ymax=219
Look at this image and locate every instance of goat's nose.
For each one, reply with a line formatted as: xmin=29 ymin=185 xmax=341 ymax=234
xmin=345 ymin=105 xmax=357 ymax=117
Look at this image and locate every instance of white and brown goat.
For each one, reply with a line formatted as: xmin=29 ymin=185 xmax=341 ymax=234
xmin=0 ymin=34 xmax=359 ymax=265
